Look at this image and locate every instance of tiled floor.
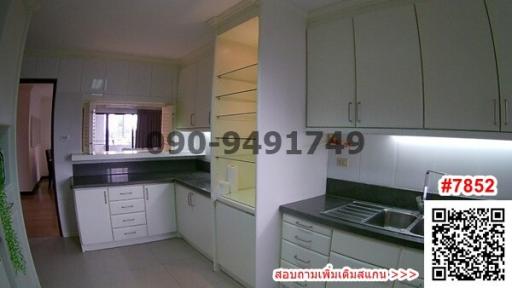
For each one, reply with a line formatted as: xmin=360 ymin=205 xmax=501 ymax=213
xmin=21 ymin=179 xmax=60 ymax=237
xmin=29 ymin=237 xmax=243 ymax=288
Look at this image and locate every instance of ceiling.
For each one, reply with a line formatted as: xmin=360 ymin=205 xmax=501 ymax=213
xmin=26 ymin=0 xmax=243 ymax=60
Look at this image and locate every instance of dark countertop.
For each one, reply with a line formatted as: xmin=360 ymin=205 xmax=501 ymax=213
xmin=71 ymin=171 xmax=211 ymax=197
xmin=280 ymin=195 xmax=423 ymax=249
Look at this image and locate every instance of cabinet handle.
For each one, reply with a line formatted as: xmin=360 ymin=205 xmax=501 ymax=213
xmin=505 ymin=99 xmax=509 ymax=126
xmin=293 ymin=255 xmax=311 ymax=264
xmin=294 ymin=235 xmax=312 ymax=244
xmin=146 ymin=188 xmax=149 ymax=200
xmin=356 ymin=101 xmax=361 ymax=123
xmin=121 ymin=205 xmax=134 ymax=209
xmin=348 ymin=102 xmax=353 ymax=122
xmin=104 ymin=191 xmax=107 ymax=204
xmin=122 ymin=218 xmax=135 ymax=222
xmin=295 ymin=221 xmax=313 ymax=230
xmin=120 ymin=192 xmax=132 ymax=195
xmin=124 ymin=231 xmax=137 ymax=235
xmin=190 ymin=193 xmax=195 ymax=207
xmin=190 ymin=113 xmax=195 ymax=126
xmin=187 ymin=192 xmax=191 ymax=206
xmin=493 ymin=99 xmax=498 ymax=125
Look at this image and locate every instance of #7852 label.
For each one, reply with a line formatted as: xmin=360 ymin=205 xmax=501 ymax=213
xmin=438 ymin=175 xmax=498 ymax=196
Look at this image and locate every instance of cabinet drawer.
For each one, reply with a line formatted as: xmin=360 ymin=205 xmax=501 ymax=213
xmin=283 ymin=214 xmax=332 ymax=236
xmin=282 ymin=222 xmax=331 ymax=256
xmin=327 ymin=252 xmax=393 ymax=288
xmin=113 ymin=225 xmax=147 ymax=241
xmin=332 ymin=229 xmax=400 ymax=268
xmin=108 ymin=185 xmax=144 ymax=201
xmin=111 ymin=212 xmax=146 ymax=228
xmin=280 ymin=260 xmax=326 ymax=288
xmin=282 ymin=240 xmax=329 ymax=269
xmin=110 ymin=199 xmax=145 ymax=215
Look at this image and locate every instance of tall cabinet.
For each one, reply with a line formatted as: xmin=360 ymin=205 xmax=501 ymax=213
xmin=211 ymin=16 xmax=259 ymax=287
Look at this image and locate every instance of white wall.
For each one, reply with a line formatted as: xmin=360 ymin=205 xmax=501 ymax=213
xmin=21 ymin=54 xmax=179 ymax=236
xmin=256 ymin=1 xmax=328 ymax=287
xmin=328 ymin=133 xmax=512 ymax=198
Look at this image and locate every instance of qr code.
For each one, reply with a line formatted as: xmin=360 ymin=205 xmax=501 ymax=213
xmin=431 ymin=208 xmax=505 ymax=281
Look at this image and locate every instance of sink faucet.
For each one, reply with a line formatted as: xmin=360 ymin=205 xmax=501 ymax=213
xmin=416 ymin=170 xmax=446 ymax=214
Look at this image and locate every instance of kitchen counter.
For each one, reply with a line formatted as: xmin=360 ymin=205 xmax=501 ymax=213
xmin=71 ymin=171 xmax=211 ymax=197
xmin=280 ymin=194 xmax=423 ymax=249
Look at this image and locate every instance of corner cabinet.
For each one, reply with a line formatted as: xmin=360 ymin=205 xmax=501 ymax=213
xmin=145 ymin=183 xmax=177 ymax=236
xmin=175 ymin=184 xmax=213 ymax=258
xmin=74 ymin=184 xmax=176 ymax=251
xmin=74 ymin=187 xmax=113 ymax=245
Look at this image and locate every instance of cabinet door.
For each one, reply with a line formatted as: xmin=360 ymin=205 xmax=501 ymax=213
xmin=327 ymin=252 xmax=393 ymax=288
xmin=417 ymin=0 xmax=499 ymax=131
xmin=74 ymin=187 xmax=113 ymax=245
xmin=216 ymin=202 xmax=255 ymax=287
xmin=194 ymin=54 xmax=213 ymax=128
xmin=176 ymin=64 xmax=197 ymax=128
xmin=175 ymin=184 xmax=193 ymax=240
xmin=151 ymin=63 xmax=177 ymax=102
xmin=145 ymin=183 xmax=176 ymax=236
xmin=81 ymin=58 xmax=106 ymax=95
xmin=354 ymin=4 xmax=423 ymax=128
xmin=307 ymin=17 xmax=355 ymax=127
xmin=189 ymin=189 xmax=213 ymax=257
xmin=127 ymin=62 xmax=151 ymax=97
xmin=105 ymin=59 xmax=129 ymax=96
xmin=487 ymin=0 xmax=512 ymax=132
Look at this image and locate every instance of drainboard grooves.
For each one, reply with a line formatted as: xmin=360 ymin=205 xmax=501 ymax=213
xmin=321 ymin=201 xmax=383 ymax=223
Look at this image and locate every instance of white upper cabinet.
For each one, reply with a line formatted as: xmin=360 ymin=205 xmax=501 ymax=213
xmin=194 ymin=53 xmax=214 ymax=128
xmin=417 ymin=0 xmax=499 ymax=131
xmin=144 ymin=184 xmax=176 ymax=236
xmin=354 ymin=4 xmax=423 ymax=128
xmin=151 ymin=63 xmax=177 ymax=102
xmin=57 ymin=57 xmax=83 ymax=93
xmin=81 ymin=58 xmax=107 ymax=95
xmin=307 ymin=17 xmax=355 ymax=127
xmin=487 ymin=0 xmax=512 ymax=132
xmin=104 ymin=59 xmax=129 ymax=96
xmin=127 ymin=62 xmax=152 ymax=97
xmin=176 ymin=63 xmax=197 ymax=128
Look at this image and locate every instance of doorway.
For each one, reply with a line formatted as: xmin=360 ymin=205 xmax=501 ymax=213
xmin=17 ymin=79 xmax=61 ymax=238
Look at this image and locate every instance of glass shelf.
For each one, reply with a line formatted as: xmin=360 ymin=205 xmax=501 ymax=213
xmin=215 ymin=89 xmax=257 ymax=103
xmin=216 ymin=112 xmax=256 ymax=120
xmin=216 ymin=154 xmax=256 ymax=164
xmin=217 ymin=64 xmax=258 ymax=83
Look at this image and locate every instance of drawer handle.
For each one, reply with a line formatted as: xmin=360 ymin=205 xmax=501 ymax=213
xmin=294 ymin=255 xmax=311 ymax=265
xmin=295 ymin=221 xmax=313 ymax=230
xmin=119 ymin=192 xmax=133 ymax=195
xmin=124 ymin=231 xmax=137 ymax=235
xmin=122 ymin=218 xmax=135 ymax=222
xmin=294 ymin=235 xmax=312 ymax=244
xmin=121 ymin=205 xmax=134 ymax=209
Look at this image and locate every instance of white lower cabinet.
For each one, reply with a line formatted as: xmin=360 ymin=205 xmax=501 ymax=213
xmin=145 ymin=183 xmax=177 ymax=236
xmin=74 ymin=187 xmax=113 ymax=245
xmin=281 ymin=214 xmax=424 ymax=288
xmin=216 ymin=202 xmax=255 ymax=287
xmin=175 ymin=184 xmax=213 ymax=257
xmin=74 ymin=183 xmax=177 ymax=251
xmin=327 ymin=252 xmax=392 ymax=288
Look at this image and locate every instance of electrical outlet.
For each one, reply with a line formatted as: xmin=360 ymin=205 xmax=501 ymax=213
xmin=337 ymin=157 xmax=349 ymax=168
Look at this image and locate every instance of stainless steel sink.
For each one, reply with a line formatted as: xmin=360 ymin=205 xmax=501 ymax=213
xmin=364 ymin=209 xmax=418 ymax=230
xmin=409 ymin=218 xmax=424 ymax=236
